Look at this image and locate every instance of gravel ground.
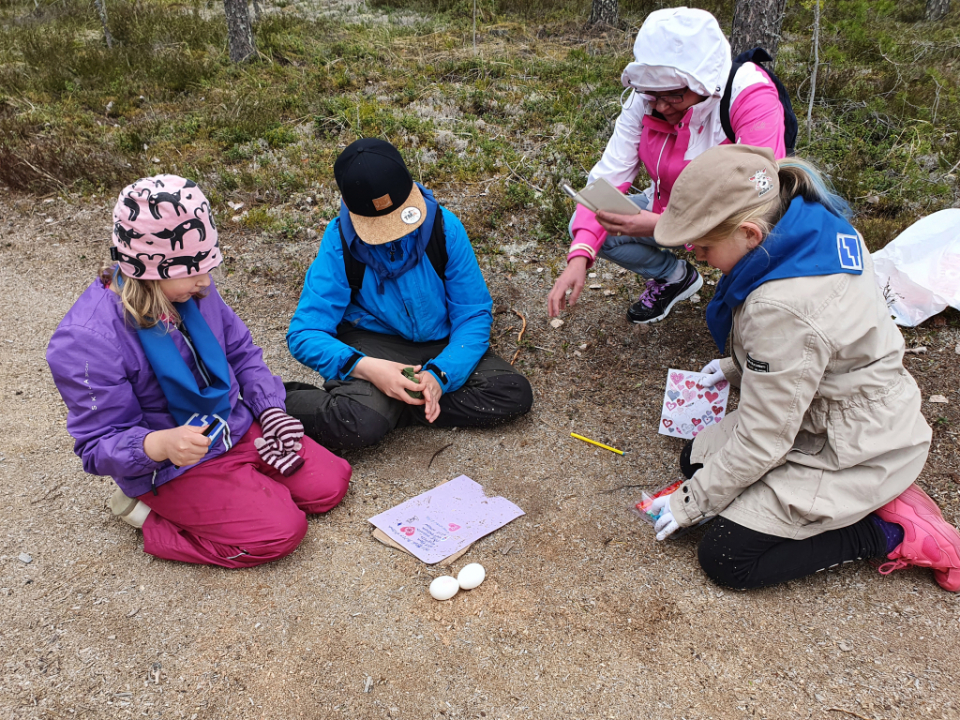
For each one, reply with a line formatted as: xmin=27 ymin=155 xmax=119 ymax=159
xmin=2 ymin=188 xmax=959 ymax=720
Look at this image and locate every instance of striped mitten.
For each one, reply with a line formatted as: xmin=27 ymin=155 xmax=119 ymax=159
xmin=259 ymin=407 xmax=305 ymax=454
xmin=254 ymin=435 xmax=305 ymax=477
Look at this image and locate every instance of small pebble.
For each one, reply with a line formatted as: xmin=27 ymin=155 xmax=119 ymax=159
xmin=603 ymin=290 xmax=615 ymax=296
xmin=838 ymin=641 xmax=853 ymax=652
xmin=18 ymin=553 xmax=32 ymax=564
xmin=955 ymin=344 xmax=959 ymax=355
xmin=929 ymin=395 xmax=948 ymax=403
xmin=588 ymin=283 xmax=602 ymax=290
xmin=689 ymin=293 xmax=701 ymax=304
xmin=549 ymin=318 xmax=564 ymax=329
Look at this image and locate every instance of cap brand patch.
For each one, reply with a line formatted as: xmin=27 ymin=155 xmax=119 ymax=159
xmin=749 ymin=169 xmax=773 ymax=197
xmin=400 ymin=206 xmax=422 ymax=225
xmin=372 ymin=194 xmax=393 ymax=211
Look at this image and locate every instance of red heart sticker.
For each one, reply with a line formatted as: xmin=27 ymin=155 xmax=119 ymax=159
xmin=400 ymin=526 xmax=416 ymax=536
xmin=662 ymin=419 xmax=673 ymax=428
xmin=692 ymin=418 xmax=701 ymax=426
xmin=685 ymin=380 xmax=696 ymax=389
xmin=448 ymin=523 xmax=461 ymax=532
xmin=677 ymin=399 xmax=685 ymax=406
xmin=712 ymin=406 xmax=724 ymax=415
xmin=705 ymin=391 xmax=719 ymax=402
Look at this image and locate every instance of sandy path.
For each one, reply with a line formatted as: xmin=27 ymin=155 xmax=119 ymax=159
xmin=1 ymin=189 xmax=958 ymax=720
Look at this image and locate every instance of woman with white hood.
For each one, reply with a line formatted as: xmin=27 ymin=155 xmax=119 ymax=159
xmin=547 ymin=7 xmax=788 ymax=325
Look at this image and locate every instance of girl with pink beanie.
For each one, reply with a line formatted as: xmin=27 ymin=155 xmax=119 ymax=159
xmin=47 ymin=175 xmax=351 ymax=568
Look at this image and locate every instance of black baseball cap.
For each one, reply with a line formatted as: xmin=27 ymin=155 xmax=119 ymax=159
xmin=333 ymin=138 xmax=427 ymax=245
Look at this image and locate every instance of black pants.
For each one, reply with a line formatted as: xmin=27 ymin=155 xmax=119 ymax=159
xmin=284 ymin=327 xmax=533 ymax=451
xmin=679 ymin=441 xmax=888 ymax=589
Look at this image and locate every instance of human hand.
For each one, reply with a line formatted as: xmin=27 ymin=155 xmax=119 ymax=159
xmin=144 ymin=425 xmax=212 ymax=467
xmin=699 ymin=359 xmax=726 ymax=388
xmin=418 ymin=371 xmax=444 ymax=423
xmin=259 ymin=407 xmax=304 ymax=454
xmin=595 ymin=208 xmax=659 ymax=238
xmin=353 ymin=357 xmax=426 ymax=406
xmin=547 ymin=256 xmax=588 ymax=317
xmin=649 ymin=495 xmax=679 ymax=541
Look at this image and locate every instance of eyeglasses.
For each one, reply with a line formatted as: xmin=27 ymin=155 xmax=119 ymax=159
xmin=637 ymin=90 xmax=688 ymax=105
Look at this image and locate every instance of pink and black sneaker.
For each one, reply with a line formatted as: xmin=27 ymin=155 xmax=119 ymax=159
xmin=874 ymin=484 xmax=960 ymax=592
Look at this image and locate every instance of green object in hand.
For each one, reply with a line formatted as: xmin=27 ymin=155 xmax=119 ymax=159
xmin=402 ymin=366 xmax=423 ymax=399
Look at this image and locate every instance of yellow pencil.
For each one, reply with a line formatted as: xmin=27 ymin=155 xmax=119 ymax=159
xmin=570 ymin=432 xmax=624 ymax=455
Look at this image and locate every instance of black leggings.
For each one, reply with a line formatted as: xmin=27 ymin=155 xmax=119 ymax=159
xmin=679 ymin=441 xmax=888 ymax=589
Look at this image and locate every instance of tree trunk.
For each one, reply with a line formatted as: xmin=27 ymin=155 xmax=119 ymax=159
xmin=93 ymin=0 xmax=114 ymax=49
xmin=926 ymin=0 xmax=950 ymax=20
xmin=590 ymin=0 xmax=618 ymax=27
xmin=223 ymin=0 xmax=256 ymax=63
xmin=731 ymin=0 xmax=788 ymax=61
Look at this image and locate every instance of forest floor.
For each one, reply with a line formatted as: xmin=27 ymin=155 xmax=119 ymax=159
xmin=1 ymin=178 xmax=960 ymax=720
xmin=3 ymin=0 xmax=960 ymax=718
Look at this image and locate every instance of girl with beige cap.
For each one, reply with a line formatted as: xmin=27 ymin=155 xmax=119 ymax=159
xmin=647 ymin=144 xmax=960 ymax=592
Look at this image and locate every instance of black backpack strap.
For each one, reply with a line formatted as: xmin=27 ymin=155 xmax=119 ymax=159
xmin=424 ymin=209 xmax=448 ymax=282
xmin=720 ymin=47 xmax=798 ymax=155
xmin=339 ymin=222 xmax=366 ymax=292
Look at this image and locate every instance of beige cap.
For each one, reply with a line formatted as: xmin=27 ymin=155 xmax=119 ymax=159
xmin=349 ymin=183 xmax=427 ymax=246
xmin=654 ymin=145 xmax=780 ymax=248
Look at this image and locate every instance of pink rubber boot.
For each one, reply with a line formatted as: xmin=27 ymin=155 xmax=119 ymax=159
xmin=874 ymin=484 xmax=960 ymax=592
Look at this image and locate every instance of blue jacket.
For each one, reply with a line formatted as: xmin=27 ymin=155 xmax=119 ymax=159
xmin=287 ymin=207 xmax=493 ymax=393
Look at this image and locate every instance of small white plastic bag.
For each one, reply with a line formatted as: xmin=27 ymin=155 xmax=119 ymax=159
xmin=871 ymin=209 xmax=960 ymax=326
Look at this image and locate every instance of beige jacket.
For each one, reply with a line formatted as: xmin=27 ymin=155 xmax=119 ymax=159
xmin=670 ymin=251 xmax=931 ymax=539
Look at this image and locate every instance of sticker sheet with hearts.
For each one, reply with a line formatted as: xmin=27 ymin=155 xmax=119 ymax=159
xmin=658 ymin=368 xmax=730 ymax=441
xmin=368 ymin=475 xmax=525 ymax=564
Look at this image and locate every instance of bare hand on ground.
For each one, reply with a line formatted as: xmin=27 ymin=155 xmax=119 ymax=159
xmin=353 ymin=357 xmax=426 ymax=405
xmin=596 ymin=208 xmax=659 ymax=238
xmin=144 ymin=425 xmax=212 ymax=466
xmin=418 ymin=371 xmax=444 ymax=423
xmin=547 ymin=256 xmax=588 ymax=317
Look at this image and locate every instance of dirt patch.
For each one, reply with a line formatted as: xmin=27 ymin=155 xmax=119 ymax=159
xmin=1 ymin=188 xmax=959 ymax=720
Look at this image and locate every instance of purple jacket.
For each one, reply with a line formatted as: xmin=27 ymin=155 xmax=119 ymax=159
xmin=46 ymin=278 xmax=286 ymax=497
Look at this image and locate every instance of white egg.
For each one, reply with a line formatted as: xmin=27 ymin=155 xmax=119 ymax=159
xmin=429 ymin=575 xmax=460 ymax=601
xmin=457 ymin=563 xmax=486 ymax=590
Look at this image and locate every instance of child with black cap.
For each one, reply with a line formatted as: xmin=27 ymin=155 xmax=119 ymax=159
xmin=284 ymin=139 xmax=533 ymax=449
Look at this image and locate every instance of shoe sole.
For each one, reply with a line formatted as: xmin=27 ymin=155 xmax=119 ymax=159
xmin=876 ymin=485 xmax=960 ymax=591
xmin=629 ymin=272 xmax=704 ymax=325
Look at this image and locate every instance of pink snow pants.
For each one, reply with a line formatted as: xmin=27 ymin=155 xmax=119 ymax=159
xmin=137 ymin=421 xmax=351 ymax=568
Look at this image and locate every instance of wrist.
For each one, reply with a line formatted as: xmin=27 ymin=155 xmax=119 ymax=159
xmin=143 ymin=430 xmax=169 ymax=463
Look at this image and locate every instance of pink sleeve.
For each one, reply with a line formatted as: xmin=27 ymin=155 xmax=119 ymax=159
xmin=728 ymin=70 xmax=787 ymax=160
xmin=567 ymin=181 xmax=632 ymax=267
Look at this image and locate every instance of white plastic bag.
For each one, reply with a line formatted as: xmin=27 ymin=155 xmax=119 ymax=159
xmin=871 ymin=209 xmax=960 ymax=326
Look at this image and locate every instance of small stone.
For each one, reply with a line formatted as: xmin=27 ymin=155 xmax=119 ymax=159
xmin=689 ymin=293 xmax=701 ymax=304
xmin=588 ymin=272 xmax=597 ymax=278
xmin=954 ymin=344 xmax=959 ymax=355
xmin=603 ymin=290 xmax=615 ymax=296
xmin=904 ymin=346 xmax=927 ymax=355
xmin=578 ymin=343 xmax=588 ymax=350
xmin=536 ymin=268 xmax=544 ymax=273
xmin=227 ymin=201 xmax=245 ymax=211
xmin=151 ymin=157 xmax=160 ymax=164
xmin=18 ymin=553 xmax=32 ymax=564
xmin=573 ymin=350 xmax=581 ymax=357
xmin=364 ymin=676 xmax=373 ymax=693
xmin=306 ymin=228 xmax=318 ymax=240
xmin=550 ymin=318 xmax=564 ymax=329
xmin=588 ymin=284 xmax=602 ymax=290
xmin=815 ymin=693 xmax=826 ymax=703
xmin=838 ymin=641 xmax=853 ymax=652
xmin=45 ymin=217 xmax=54 ymax=224
xmin=929 ymin=395 xmax=948 ymax=403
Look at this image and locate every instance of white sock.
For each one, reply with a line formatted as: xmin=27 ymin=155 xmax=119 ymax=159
xmin=663 ymin=259 xmax=687 ymax=284
xmin=121 ymin=502 xmax=151 ymax=529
